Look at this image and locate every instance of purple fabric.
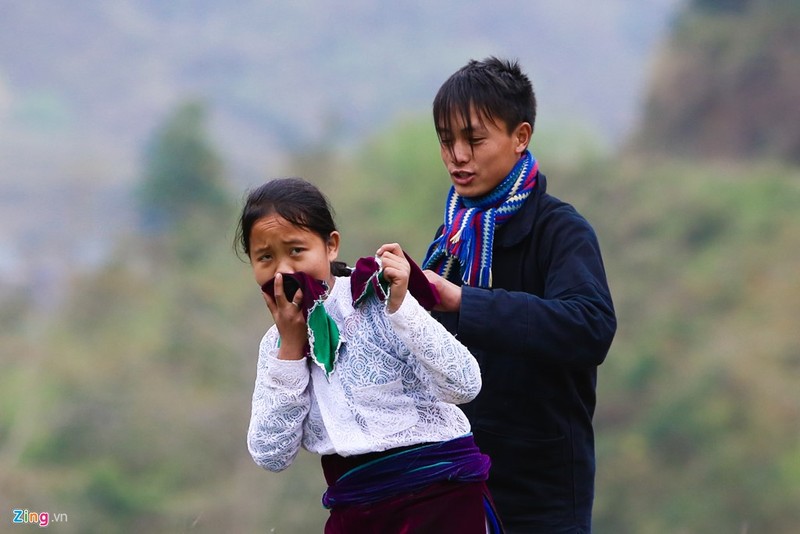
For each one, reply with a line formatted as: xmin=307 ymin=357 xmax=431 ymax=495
xmin=350 ymin=252 xmax=440 ymax=310
xmin=350 ymin=256 xmax=388 ymax=304
xmin=324 ymin=480 xmax=502 ymax=534
xmin=261 ymin=273 xmax=332 ymax=362
xmin=321 ymin=435 xmax=501 ymax=534
xmin=321 ymin=434 xmax=489 ymax=508
xmin=261 ymin=272 xmax=327 ymax=320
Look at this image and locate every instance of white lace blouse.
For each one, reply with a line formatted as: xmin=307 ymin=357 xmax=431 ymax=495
xmin=247 ymin=275 xmax=481 ymax=472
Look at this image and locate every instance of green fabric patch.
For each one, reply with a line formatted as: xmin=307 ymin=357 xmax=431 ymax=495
xmin=353 ymin=271 xmax=390 ymax=308
xmin=307 ymin=302 xmax=340 ymax=377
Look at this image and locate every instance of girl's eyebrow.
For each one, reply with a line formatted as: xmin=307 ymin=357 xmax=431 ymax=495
xmin=251 ymin=238 xmax=304 ymax=254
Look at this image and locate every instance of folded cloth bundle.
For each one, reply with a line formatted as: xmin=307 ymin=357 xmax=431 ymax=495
xmin=262 ymin=253 xmax=440 ymax=378
xmin=262 ymin=272 xmax=339 ymax=377
xmin=350 ymin=251 xmax=440 ymax=310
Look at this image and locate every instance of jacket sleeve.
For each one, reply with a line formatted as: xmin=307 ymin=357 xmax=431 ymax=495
xmin=246 ymin=327 xmax=311 ymax=472
xmin=387 ymin=294 xmax=482 ymax=405
xmin=457 ymin=209 xmax=616 ymax=367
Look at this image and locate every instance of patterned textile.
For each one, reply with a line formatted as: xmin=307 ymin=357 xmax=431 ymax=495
xmin=262 ymin=273 xmax=340 ymax=377
xmin=247 ymin=275 xmax=480 ymax=470
xmin=321 ymin=434 xmax=503 ymax=533
xmin=351 ymin=252 xmax=440 ymax=310
xmin=423 ymin=150 xmax=538 ymax=287
xmin=321 ymin=433 xmax=489 ymax=507
xmin=262 ymin=253 xmax=441 ymax=377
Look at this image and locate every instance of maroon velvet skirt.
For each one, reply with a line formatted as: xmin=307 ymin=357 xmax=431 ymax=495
xmin=323 ymin=478 xmax=500 ymax=533
xmin=321 ymin=436 xmax=503 ymax=533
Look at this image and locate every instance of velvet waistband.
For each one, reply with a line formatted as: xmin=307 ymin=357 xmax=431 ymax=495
xmin=321 ymin=434 xmax=490 ymax=509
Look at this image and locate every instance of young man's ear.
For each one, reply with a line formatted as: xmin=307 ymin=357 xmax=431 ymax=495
xmin=513 ymin=122 xmax=532 ymax=154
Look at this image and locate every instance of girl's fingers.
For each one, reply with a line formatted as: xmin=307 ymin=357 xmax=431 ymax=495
xmin=376 ymin=242 xmax=402 ymax=257
xmin=377 ymin=244 xmax=408 ymax=271
xmin=291 ymin=289 xmax=303 ymax=309
xmin=263 ymin=287 xmax=277 ymax=315
xmin=274 ymin=273 xmax=298 ymax=307
xmin=262 ymin=273 xmax=303 ymax=317
xmin=273 ymin=273 xmax=286 ymax=301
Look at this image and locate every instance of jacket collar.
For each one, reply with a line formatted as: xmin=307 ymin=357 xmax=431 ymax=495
xmin=496 ymin=171 xmax=546 ymax=248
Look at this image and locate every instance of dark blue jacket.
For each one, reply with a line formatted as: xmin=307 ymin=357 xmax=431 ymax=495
xmin=432 ymin=173 xmax=616 ymax=533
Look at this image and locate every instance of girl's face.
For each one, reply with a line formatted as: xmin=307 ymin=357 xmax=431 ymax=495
xmin=248 ymin=213 xmax=340 ymax=289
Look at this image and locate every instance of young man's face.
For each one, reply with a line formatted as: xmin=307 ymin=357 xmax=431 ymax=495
xmin=436 ymin=106 xmax=531 ymax=198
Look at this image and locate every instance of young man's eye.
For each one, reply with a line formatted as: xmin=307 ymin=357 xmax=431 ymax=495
xmin=468 ymin=137 xmax=484 ymax=145
xmin=290 ymin=247 xmax=304 ymax=255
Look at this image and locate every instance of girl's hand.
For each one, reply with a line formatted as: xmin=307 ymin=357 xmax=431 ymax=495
xmin=262 ymin=273 xmax=307 ymax=360
xmin=376 ymin=243 xmax=410 ymax=313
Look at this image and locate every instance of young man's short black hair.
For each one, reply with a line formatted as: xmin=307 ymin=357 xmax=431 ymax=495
xmin=433 ymin=57 xmax=537 ymax=140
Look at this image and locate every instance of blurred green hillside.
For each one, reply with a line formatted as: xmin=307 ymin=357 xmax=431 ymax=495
xmin=0 ymin=1 xmax=678 ymax=298
xmin=3 ymin=120 xmax=799 ymax=533
xmin=631 ymin=0 xmax=800 ymax=163
xmin=2 ymin=1 xmax=800 ymax=532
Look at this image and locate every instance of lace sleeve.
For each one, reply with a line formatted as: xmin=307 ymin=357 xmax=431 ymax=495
xmin=247 ymin=327 xmax=311 ymax=472
xmin=387 ymin=294 xmax=481 ymax=404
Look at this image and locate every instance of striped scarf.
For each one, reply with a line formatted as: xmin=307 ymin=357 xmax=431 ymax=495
xmin=423 ymin=150 xmax=538 ymax=287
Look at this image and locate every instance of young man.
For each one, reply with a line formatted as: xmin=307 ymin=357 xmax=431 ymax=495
xmin=422 ymin=57 xmax=617 ymax=533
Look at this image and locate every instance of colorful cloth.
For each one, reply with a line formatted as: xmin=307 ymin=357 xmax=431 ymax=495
xmin=321 ymin=434 xmax=490 ymax=508
xmin=261 ymin=273 xmax=340 ymax=377
xmin=323 ymin=480 xmax=502 ymax=534
xmin=320 ymin=434 xmax=502 ymax=533
xmin=423 ymin=150 xmax=539 ymax=287
xmin=262 ymin=253 xmax=440 ymax=378
xmin=350 ymin=252 xmax=440 ymax=310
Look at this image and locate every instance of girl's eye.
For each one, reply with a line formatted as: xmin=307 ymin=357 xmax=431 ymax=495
xmin=259 ymin=254 xmax=272 ymax=262
xmin=468 ymin=137 xmax=484 ymax=145
xmin=290 ymin=247 xmax=303 ymax=255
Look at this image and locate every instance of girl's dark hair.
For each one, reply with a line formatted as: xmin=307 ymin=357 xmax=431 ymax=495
xmin=234 ymin=177 xmax=350 ymax=276
xmin=433 ymin=56 xmax=536 ymax=143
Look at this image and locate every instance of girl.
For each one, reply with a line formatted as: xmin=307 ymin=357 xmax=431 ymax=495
xmin=236 ymin=178 xmax=503 ymax=533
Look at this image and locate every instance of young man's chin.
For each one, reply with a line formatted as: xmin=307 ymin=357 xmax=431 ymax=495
xmin=453 ymin=183 xmax=492 ymax=199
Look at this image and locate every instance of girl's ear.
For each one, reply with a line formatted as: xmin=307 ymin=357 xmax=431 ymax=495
xmin=326 ymin=231 xmax=341 ymax=261
xmin=513 ymin=122 xmax=532 ymax=154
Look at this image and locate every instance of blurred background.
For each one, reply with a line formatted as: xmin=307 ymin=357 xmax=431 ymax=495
xmin=1 ymin=0 xmax=798 ymax=532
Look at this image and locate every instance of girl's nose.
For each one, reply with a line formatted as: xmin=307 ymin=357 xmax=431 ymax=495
xmin=275 ymin=258 xmax=294 ymax=275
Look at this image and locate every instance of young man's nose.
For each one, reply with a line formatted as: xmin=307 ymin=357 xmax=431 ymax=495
xmin=451 ymin=140 xmax=472 ymax=164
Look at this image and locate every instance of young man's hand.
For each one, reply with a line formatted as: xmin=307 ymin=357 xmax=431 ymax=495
xmin=376 ymin=243 xmax=410 ymax=313
xmin=423 ymin=270 xmax=462 ymax=312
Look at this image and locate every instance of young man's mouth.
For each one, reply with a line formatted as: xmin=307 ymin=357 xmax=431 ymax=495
xmin=451 ymin=170 xmax=475 ymax=185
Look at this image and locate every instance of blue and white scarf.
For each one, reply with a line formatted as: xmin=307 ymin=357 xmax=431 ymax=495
xmin=423 ymin=150 xmax=538 ymax=287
